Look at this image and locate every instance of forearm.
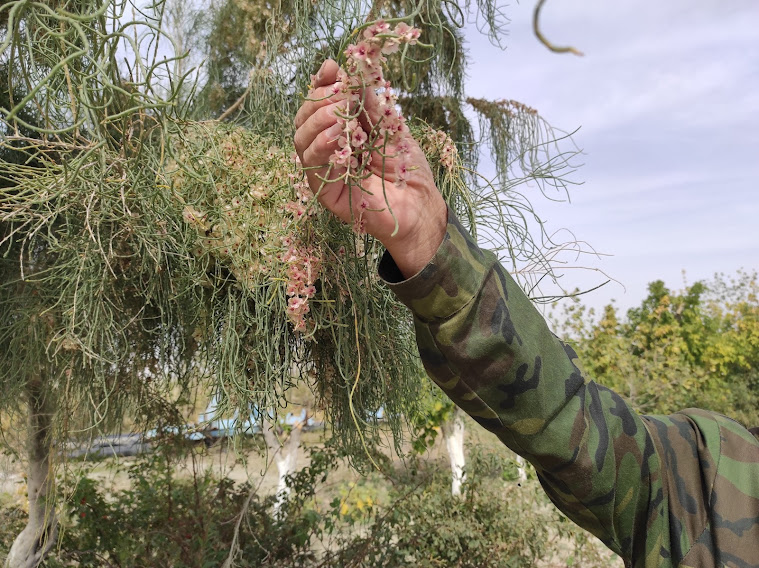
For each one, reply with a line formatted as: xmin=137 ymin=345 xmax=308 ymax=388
xmin=380 ymin=210 xmax=659 ymax=560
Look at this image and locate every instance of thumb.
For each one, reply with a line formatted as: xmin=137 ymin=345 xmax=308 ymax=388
xmin=358 ymin=85 xmax=386 ymax=133
xmin=311 ymin=59 xmax=339 ymax=89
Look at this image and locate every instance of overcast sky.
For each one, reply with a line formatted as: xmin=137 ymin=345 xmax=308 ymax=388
xmin=464 ymin=0 xmax=759 ymax=315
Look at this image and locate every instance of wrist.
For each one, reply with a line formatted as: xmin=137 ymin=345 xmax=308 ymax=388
xmin=382 ymin=205 xmax=447 ymax=279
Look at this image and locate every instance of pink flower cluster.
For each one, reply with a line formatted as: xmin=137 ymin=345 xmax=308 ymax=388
xmin=324 ymin=20 xmax=422 ymax=201
xmin=421 ymin=127 xmax=458 ymax=172
xmin=282 ymin=166 xmax=322 ymax=332
xmin=282 ymin=241 xmax=322 ymax=332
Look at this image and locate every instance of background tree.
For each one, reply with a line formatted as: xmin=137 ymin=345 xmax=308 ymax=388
xmin=552 ymin=270 xmax=759 ymax=425
xmin=181 ymin=0 xmax=583 ymax=495
xmin=1 ymin=0 xmax=585 ymax=565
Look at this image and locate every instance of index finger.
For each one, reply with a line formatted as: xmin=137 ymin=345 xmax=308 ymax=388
xmin=295 ymin=83 xmax=346 ymax=130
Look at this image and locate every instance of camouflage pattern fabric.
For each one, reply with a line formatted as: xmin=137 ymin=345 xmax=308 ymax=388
xmin=379 ymin=211 xmax=759 ymax=568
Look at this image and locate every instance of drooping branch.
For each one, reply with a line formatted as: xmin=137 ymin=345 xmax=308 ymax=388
xmin=533 ymin=0 xmax=583 ymax=56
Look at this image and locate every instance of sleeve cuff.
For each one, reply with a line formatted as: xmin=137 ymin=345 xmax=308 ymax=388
xmin=378 ymin=210 xmax=497 ymax=323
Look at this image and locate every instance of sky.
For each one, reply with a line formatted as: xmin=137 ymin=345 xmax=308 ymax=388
xmin=464 ymin=0 xmax=759 ymax=315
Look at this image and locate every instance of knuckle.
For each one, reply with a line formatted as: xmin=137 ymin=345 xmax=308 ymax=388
xmin=293 ymin=129 xmax=304 ymax=152
xmin=302 ymin=143 xmax=323 ymax=167
xmin=317 ymin=103 xmax=334 ymax=124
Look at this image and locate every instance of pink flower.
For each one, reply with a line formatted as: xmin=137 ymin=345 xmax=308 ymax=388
xmin=395 ymin=139 xmax=411 ymax=155
xmin=353 ymin=216 xmax=366 ymax=234
xmin=380 ymin=90 xmax=396 ymax=107
xmin=351 ymin=41 xmax=369 ymax=62
xmin=284 ymin=200 xmax=306 ymax=218
xmin=372 ymin=72 xmax=384 ymax=85
xmin=288 ymin=296 xmax=308 ymax=314
xmin=381 ymin=39 xmax=400 ymax=55
xmin=364 ymin=20 xmax=390 ymax=39
xmin=394 ymin=22 xmax=420 ymax=44
xmin=351 ymin=127 xmax=368 ymax=147
xmin=330 ymin=146 xmax=352 ymax=165
xmin=395 ymin=160 xmax=410 ymax=177
xmin=364 ymin=44 xmax=381 ymax=65
xmin=350 ymin=41 xmax=382 ymax=71
xmin=381 ymin=104 xmax=396 ymax=119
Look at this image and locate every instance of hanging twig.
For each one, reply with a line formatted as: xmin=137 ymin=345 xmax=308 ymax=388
xmin=533 ymin=0 xmax=583 ymax=56
xmin=218 ymin=83 xmax=253 ymax=122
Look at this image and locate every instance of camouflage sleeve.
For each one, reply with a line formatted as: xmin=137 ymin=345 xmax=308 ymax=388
xmin=379 ymin=211 xmax=759 ymax=567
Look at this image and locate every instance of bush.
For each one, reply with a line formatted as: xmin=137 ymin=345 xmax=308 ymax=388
xmin=0 ymin=505 xmax=27 ymax=565
xmin=43 ymin=446 xmax=339 ymax=568
xmin=0 ymin=444 xmax=615 ymax=567
xmin=327 ymin=450 xmax=579 ymax=567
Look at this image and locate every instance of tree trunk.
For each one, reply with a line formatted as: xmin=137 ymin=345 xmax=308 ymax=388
xmin=441 ymin=406 xmax=466 ymax=497
xmin=515 ymin=455 xmax=528 ymax=482
xmin=262 ymin=415 xmax=304 ymax=518
xmin=5 ymin=379 xmax=58 ymax=568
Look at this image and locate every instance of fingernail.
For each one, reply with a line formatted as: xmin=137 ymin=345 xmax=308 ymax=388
xmin=316 ymin=60 xmax=328 ymax=81
xmin=326 ymin=123 xmax=343 ymax=139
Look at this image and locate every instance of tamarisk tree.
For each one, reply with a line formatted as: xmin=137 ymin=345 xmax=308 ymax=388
xmin=1 ymin=0 xmax=583 ymax=565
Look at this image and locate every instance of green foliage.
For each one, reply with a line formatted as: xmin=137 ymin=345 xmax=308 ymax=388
xmin=553 ymin=270 xmax=759 ymax=425
xmin=0 ymin=0 xmax=425 ymax=464
xmin=185 ymin=0 xmax=583 ymax=291
xmin=0 ymin=505 xmax=27 ymax=565
xmin=330 ymin=452 xmax=536 ymax=567
xmin=1 ymin=0 xmax=585 ymax=454
xmin=409 ymin=397 xmax=454 ymax=453
xmin=44 ymin=445 xmax=341 ymax=567
xmin=2 ymin=0 xmax=589 ymax=559
xmin=0 ymin=444 xmax=614 ymax=567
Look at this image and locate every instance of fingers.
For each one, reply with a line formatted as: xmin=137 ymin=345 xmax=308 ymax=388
xmin=295 ymin=83 xmax=346 ymax=129
xmin=295 ymin=98 xmax=351 ymax=208
xmin=295 ymin=60 xmax=343 ymax=129
xmin=311 ymin=59 xmax=339 ymax=89
xmin=294 ymin=101 xmax=344 ymax=165
xmin=354 ymin=88 xmax=386 ymax=138
xmin=306 ymin=166 xmax=349 ymax=220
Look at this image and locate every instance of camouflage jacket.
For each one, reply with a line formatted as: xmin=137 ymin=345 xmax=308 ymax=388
xmin=379 ymin=212 xmax=759 ymax=568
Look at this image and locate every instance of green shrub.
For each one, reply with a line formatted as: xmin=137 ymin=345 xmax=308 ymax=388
xmin=327 ymin=450 xmax=576 ymax=567
xmin=0 ymin=444 xmax=614 ymax=567
xmin=0 ymin=505 xmax=27 ymax=565
xmin=42 ymin=446 xmax=340 ymax=568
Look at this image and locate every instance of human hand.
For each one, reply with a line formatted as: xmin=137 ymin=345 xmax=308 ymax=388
xmin=294 ymin=59 xmax=447 ymax=278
